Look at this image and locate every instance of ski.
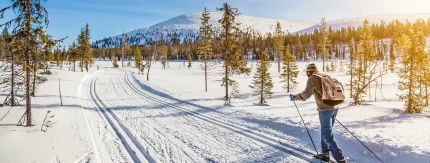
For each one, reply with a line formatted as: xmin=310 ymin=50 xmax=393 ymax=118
xmin=278 ymin=140 xmax=337 ymax=163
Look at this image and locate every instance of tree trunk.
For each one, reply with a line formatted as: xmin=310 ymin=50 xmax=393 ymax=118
xmin=407 ymin=55 xmax=414 ymax=113
xmin=205 ymin=60 xmax=207 ymax=92
xmin=260 ymin=63 xmax=264 ymax=104
xmin=287 ymin=59 xmax=290 ymax=92
xmin=146 ymin=63 xmax=151 ymax=81
xmin=32 ymin=64 xmax=36 ymax=97
xmin=224 ymin=63 xmax=229 ymax=101
xmin=11 ymin=56 xmax=15 ymax=106
xmin=277 ymin=53 xmax=280 ymax=73
xmin=122 ymin=47 xmax=124 ymax=68
xmin=24 ymin=1 xmax=32 ymax=126
xmin=323 ymin=43 xmax=326 ymax=72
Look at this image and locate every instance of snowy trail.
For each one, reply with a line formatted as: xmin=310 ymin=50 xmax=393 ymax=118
xmin=89 ymin=78 xmax=155 ymax=163
xmin=78 ymin=68 xmax=338 ymax=163
xmin=122 ymin=73 xmax=313 ymax=161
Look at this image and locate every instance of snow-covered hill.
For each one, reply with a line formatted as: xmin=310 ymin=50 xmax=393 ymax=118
xmin=95 ymin=12 xmax=315 ymax=46
xmin=95 ymin=13 xmax=430 ymax=46
xmin=297 ymin=13 xmax=430 ymax=33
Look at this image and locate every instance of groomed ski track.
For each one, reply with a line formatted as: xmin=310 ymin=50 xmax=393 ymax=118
xmin=79 ymin=68 xmax=334 ymax=163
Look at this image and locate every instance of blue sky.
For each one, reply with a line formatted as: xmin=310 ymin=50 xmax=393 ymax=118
xmin=1 ymin=0 xmax=430 ymax=47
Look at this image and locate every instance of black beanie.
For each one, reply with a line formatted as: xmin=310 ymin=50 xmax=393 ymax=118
xmin=306 ymin=63 xmax=318 ymax=73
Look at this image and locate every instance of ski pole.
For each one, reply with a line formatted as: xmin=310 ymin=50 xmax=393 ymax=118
xmin=336 ymin=119 xmax=385 ymax=163
xmin=292 ymin=98 xmax=322 ymax=163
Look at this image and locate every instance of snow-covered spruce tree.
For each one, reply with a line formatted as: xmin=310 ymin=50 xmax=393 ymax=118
xmin=274 ymin=21 xmax=283 ymax=73
xmin=197 ymin=7 xmax=215 ymax=92
xmin=133 ymin=46 xmax=142 ymax=73
xmin=280 ymin=44 xmax=298 ymax=93
xmin=217 ymin=2 xmax=251 ymax=103
xmin=396 ymin=28 xmax=427 ymax=113
xmin=1 ymin=0 xmax=49 ymax=126
xmin=250 ymin=51 xmax=273 ymax=104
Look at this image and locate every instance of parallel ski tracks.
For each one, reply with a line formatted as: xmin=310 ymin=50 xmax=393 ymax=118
xmin=89 ymin=77 xmax=155 ymax=163
xmin=111 ymin=75 xmax=204 ymax=163
xmin=121 ymin=73 xmax=321 ymax=162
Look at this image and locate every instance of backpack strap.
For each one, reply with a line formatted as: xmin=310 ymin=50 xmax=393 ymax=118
xmin=311 ymin=74 xmax=323 ymax=97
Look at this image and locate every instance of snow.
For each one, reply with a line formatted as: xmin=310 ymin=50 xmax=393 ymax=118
xmin=297 ymin=13 xmax=430 ymax=33
xmin=1 ymin=60 xmax=429 ymax=163
xmin=0 ymin=66 xmax=94 ymax=163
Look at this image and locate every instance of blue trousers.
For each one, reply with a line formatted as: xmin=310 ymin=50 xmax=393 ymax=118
xmin=319 ymin=109 xmax=344 ymax=162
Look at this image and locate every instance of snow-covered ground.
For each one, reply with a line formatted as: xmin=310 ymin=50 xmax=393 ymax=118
xmin=0 ymin=60 xmax=429 ymax=163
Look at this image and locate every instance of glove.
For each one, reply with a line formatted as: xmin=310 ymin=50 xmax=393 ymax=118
xmin=289 ymin=94 xmax=297 ymax=101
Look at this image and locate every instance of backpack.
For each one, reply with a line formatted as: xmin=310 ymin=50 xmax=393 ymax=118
xmin=315 ymin=74 xmax=345 ymax=106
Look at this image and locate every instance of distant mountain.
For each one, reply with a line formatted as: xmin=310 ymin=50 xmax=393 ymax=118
xmin=94 ymin=13 xmax=430 ymax=47
xmin=93 ymin=12 xmax=315 ymax=47
xmin=296 ymin=13 xmax=430 ymax=33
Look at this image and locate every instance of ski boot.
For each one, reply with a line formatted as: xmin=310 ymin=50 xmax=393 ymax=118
xmin=315 ymin=154 xmax=330 ymax=162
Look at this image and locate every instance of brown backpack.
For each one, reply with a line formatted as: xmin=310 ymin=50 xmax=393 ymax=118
xmin=315 ymin=74 xmax=345 ymax=106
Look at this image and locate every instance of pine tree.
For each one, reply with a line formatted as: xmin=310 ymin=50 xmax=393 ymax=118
xmin=389 ymin=40 xmax=396 ymax=73
xmin=121 ymin=33 xmax=126 ymax=67
xmin=68 ymin=42 xmax=78 ymax=72
xmin=187 ymin=53 xmax=192 ymax=69
xmin=0 ymin=27 xmax=24 ymax=106
xmin=145 ymin=50 xmax=152 ymax=81
xmin=351 ymin=20 xmax=384 ymax=104
xmin=330 ymin=61 xmax=335 ymax=72
xmin=76 ymin=24 xmax=92 ymax=72
xmin=339 ymin=60 xmax=345 ymax=72
xmin=1 ymin=0 xmax=49 ymax=126
xmin=274 ymin=22 xmax=283 ymax=73
xmin=280 ymin=43 xmax=298 ymax=93
xmin=159 ymin=45 xmax=168 ymax=69
xmin=396 ymin=28 xmax=427 ymax=113
xmin=61 ymin=46 xmax=66 ymax=69
xmin=134 ymin=46 xmax=142 ymax=73
xmin=347 ymin=38 xmax=359 ymax=99
xmin=197 ymin=7 xmax=214 ymax=92
xmin=112 ymin=56 xmax=119 ymax=68
xmin=318 ymin=17 xmax=329 ymax=72
xmin=250 ymin=51 xmax=273 ymax=104
xmin=217 ymin=2 xmax=251 ymax=103
xmin=55 ymin=47 xmax=61 ymax=66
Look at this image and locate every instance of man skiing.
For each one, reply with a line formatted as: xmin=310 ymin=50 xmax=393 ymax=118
xmin=289 ymin=63 xmax=347 ymax=163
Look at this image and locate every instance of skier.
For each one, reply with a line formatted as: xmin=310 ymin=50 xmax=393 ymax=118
xmin=289 ymin=63 xmax=347 ymax=163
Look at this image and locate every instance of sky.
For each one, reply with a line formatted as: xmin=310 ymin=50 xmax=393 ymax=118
xmin=1 ymin=0 xmax=430 ymax=47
